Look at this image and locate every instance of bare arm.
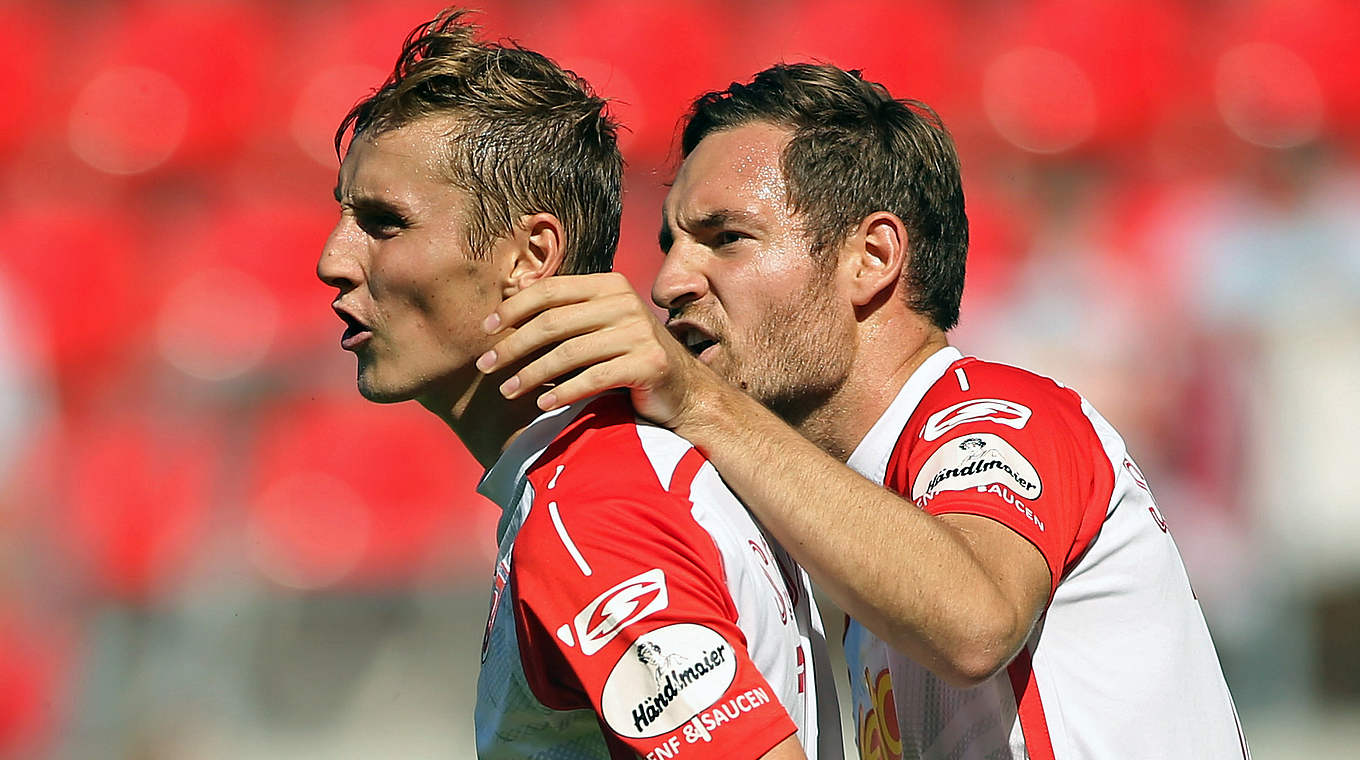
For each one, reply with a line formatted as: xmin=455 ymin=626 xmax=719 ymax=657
xmin=481 ymin=274 xmax=1051 ymax=686
xmin=659 ymin=367 xmax=1051 ymax=685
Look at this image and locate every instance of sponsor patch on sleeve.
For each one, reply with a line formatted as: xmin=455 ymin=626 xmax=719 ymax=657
xmin=912 ymin=432 xmax=1043 ymax=501
xmin=564 ymin=568 xmax=669 ymax=656
xmin=600 ymin=623 xmax=737 ymax=739
xmin=922 ymin=398 xmax=1032 ymax=441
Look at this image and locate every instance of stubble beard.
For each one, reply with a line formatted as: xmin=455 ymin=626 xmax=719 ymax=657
xmin=724 ymin=278 xmax=854 ymax=434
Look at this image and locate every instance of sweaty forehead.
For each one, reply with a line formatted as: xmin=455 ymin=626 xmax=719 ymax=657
xmin=336 ymin=118 xmax=459 ymax=206
xmin=664 ymin=123 xmax=793 ymax=227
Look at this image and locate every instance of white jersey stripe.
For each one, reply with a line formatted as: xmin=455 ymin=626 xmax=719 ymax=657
xmin=634 ymin=422 xmax=691 ymax=490
xmin=548 ymin=500 xmax=593 ymax=576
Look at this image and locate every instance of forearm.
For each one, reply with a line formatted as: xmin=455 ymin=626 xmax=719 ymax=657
xmin=677 ymin=380 xmax=1030 ymax=685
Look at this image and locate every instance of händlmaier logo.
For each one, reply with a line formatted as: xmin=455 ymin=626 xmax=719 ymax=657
xmin=601 ymin=623 xmax=736 ymax=738
xmin=912 ymin=433 xmax=1043 ymax=501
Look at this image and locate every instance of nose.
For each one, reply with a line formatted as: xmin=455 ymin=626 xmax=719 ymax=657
xmin=651 ymin=244 xmax=709 ymax=314
xmin=317 ymin=216 xmax=363 ymax=292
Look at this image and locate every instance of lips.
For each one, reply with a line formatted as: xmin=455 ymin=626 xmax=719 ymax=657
xmin=333 ymin=304 xmax=373 ymax=350
xmin=666 ymin=320 xmax=719 ymax=360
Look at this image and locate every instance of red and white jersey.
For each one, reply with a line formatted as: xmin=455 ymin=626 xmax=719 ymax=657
xmin=476 ymin=393 xmax=841 ymax=759
xmin=844 ymin=347 xmax=1247 ymax=760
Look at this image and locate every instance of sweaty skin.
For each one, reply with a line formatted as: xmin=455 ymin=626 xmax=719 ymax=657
xmin=476 ymin=123 xmax=1051 ymax=688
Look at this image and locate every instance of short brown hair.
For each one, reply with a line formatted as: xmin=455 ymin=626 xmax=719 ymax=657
xmin=336 ymin=8 xmax=622 ymax=275
xmin=682 ymin=64 xmax=968 ymax=330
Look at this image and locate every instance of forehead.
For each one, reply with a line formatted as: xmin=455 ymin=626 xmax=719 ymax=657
xmin=665 ymin=122 xmax=794 ymax=224
xmin=337 ymin=117 xmax=462 ymax=207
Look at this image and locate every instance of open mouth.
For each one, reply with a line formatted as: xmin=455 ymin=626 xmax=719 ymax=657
xmin=335 ymin=306 xmax=373 ymax=350
xmin=673 ymin=324 xmax=718 ymax=358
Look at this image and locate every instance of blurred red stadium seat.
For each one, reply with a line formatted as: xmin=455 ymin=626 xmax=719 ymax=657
xmin=979 ymin=0 xmax=1191 ymax=152
xmin=150 ymin=197 xmax=337 ymax=380
xmin=515 ymin=0 xmax=742 ymax=161
xmin=957 ymin=175 xmax=1036 ymax=309
xmin=1217 ymin=0 xmax=1360 ymax=144
xmin=0 ymin=4 xmax=54 ymax=159
xmin=758 ymin=0 xmax=965 ymax=116
xmin=246 ymin=393 xmax=492 ymax=589
xmin=53 ymin=412 xmax=222 ymax=601
xmin=0 ymin=611 xmax=69 ymax=756
xmin=71 ymin=0 xmax=277 ymax=172
xmin=0 ymin=201 xmax=144 ymax=401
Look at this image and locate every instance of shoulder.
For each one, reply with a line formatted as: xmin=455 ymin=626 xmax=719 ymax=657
xmin=887 ymin=355 xmax=1116 ymax=500
xmin=930 ymin=357 xmax=1078 ymax=411
xmin=510 ymin=395 xmax=728 ymax=577
xmin=909 ymin=356 xmax=1093 ymax=447
xmin=528 ymin=393 xmax=699 ymax=498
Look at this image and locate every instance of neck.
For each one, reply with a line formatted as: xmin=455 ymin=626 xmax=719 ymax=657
xmin=793 ymin=317 xmax=949 ymax=462
xmin=420 ymin=367 xmax=546 ymax=469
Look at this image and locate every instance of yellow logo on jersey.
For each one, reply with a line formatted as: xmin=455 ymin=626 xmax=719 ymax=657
xmin=858 ymin=667 xmax=901 ymax=760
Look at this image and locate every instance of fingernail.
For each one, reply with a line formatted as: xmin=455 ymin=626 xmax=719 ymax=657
xmin=482 ymin=313 xmax=500 ymax=333
xmin=476 ymin=350 xmax=496 ymax=372
xmin=538 ymin=392 xmax=558 ymax=410
xmin=499 ymin=375 xmax=520 ymax=397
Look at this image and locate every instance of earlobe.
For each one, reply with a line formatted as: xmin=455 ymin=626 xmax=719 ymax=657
xmin=504 ymin=213 xmax=566 ymax=295
xmin=849 ymin=212 xmax=908 ymax=307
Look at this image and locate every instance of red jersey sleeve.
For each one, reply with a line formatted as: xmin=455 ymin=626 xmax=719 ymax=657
xmin=886 ymin=360 xmax=1114 ymax=596
xmin=509 ymin=435 xmax=797 ymax=759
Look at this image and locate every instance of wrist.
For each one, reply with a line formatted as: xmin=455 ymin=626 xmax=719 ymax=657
xmin=670 ymin=367 xmax=766 ymax=452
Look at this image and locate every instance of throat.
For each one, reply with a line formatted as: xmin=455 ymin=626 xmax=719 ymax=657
xmin=779 ymin=397 xmax=856 ymax=462
xmin=420 ymin=369 xmax=543 ymax=469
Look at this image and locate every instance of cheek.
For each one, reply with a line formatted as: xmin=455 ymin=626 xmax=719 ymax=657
xmin=366 ymin=248 xmax=425 ymax=301
xmin=370 ymin=246 xmax=488 ymax=317
xmin=463 ymin=259 xmax=496 ymax=299
xmin=415 ymin=262 xmax=500 ymax=334
xmin=741 ymin=255 xmax=825 ymax=312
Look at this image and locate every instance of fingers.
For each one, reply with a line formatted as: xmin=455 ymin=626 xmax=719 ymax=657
xmin=484 ymin=271 xmax=635 ymax=333
xmin=496 ymin=326 xmax=642 ymax=399
xmin=476 ymin=272 xmax=691 ymax=416
xmin=532 ymin=359 xmax=654 ymax=412
xmin=478 ymin=296 xmax=633 ymax=374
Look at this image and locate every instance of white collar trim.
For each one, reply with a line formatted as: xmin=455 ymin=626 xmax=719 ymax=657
xmin=846 ymin=346 xmax=963 ymax=485
xmin=476 ymin=401 xmax=585 ymax=509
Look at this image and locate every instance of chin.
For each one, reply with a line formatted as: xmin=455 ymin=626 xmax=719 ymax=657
xmin=356 ymin=384 xmax=409 ymax=404
xmin=355 ymin=367 xmax=417 ymax=405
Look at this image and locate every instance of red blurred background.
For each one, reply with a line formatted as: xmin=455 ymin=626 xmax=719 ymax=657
xmin=1 ymin=0 xmax=1358 ymax=756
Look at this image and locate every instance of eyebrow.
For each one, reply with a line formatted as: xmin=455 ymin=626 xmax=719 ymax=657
xmin=659 ymin=208 xmax=762 ymax=252
xmin=334 ymin=185 xmax=412 ymax=219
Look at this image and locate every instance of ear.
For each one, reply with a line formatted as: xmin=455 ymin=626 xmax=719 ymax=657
xmin=503 ymin=213 xmax=567 ymax=296
xmin=844 ymin=212 xmax=908 ymax=307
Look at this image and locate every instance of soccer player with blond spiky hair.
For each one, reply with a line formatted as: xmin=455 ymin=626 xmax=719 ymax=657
xmin=317 ymin=10 xmax=840 ymax=759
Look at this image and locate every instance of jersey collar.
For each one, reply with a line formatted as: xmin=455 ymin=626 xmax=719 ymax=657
xmin=846 ymin=345 xmax=963 ymax=485
xmin=477 ymin=400 xmax=587 ymax=510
